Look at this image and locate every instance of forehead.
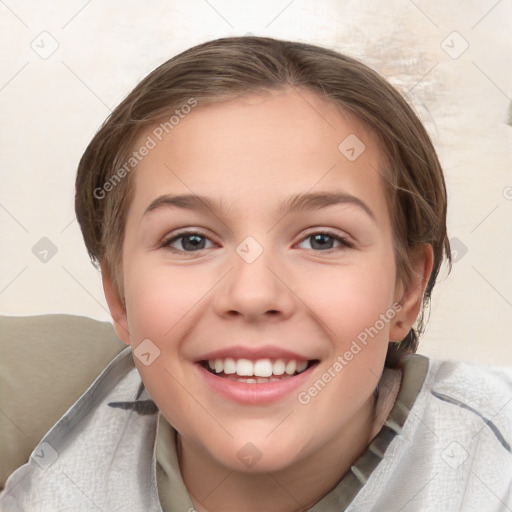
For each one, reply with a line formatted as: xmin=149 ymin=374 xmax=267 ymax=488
xmin=126 ymin=88 xmax=390 ymax=225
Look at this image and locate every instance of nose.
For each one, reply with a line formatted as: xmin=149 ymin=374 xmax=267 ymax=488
xmin=213 ymin=241 xmax=296 ymax=322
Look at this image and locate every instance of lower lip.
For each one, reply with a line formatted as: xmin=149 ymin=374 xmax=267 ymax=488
xmin=195 ymin=363 xmax=318 ymax=405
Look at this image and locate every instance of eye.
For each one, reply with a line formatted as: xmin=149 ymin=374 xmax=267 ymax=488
xmin=297 ymin=231 xmax=354 ymax=252
xmin=160 ymin=229 xmax=354 ymax=254
xmin=161 ymin=230 xmax=215 ymax=253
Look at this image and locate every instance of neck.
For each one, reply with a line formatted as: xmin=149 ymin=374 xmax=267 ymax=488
xmin=177 ymin=390 xmax=385 ymax=512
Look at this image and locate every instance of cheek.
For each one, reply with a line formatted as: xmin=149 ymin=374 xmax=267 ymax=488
xmin=122 ymin=262 xmax=209 ymax=427
xmin=124 ymin=261 xmax=206 ymax=338
xmin=299 ymin=253 xmax=397 ymax=341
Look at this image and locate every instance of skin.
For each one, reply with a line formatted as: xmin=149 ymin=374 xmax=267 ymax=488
xmin=102 ymin=87 xmax=433 ymax=512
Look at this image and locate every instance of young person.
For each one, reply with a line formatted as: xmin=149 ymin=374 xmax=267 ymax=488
xmin=1 ymin=36 xmax=510 ymax=512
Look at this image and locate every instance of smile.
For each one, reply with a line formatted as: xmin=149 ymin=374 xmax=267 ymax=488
xmin=196 ymin=357 xmax=319 ymax=405
xmin=202 ymin=358 xmax=312 ymax=383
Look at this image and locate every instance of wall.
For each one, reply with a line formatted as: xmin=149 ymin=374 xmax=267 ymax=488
xmin=1 ymin=0 xmax=511 ymax=365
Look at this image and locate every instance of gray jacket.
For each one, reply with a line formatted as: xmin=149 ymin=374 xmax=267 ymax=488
xmin=1 ymin=347 xmax=511 ymax=511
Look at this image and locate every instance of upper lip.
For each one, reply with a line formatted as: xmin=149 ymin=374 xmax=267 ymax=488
xmin=195 ymin=345 xmax=313 ymax=363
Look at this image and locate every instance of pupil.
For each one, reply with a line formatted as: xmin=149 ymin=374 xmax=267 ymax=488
xmin=183 ymin=234 xmax=205 ymax=251
xmin=311 ymin=234 xmax=332 ymax=250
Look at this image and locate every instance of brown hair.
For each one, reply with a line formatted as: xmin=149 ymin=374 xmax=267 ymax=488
xmin=75 ymin=36 xmax=451 ymax=365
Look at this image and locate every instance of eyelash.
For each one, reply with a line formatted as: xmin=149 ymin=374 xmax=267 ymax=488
xmin=159 ymin=228 xmax=354 ymax=254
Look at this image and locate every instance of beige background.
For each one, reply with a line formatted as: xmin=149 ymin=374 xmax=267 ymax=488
xmin=0 ymin=0 xmax=511 ymax=365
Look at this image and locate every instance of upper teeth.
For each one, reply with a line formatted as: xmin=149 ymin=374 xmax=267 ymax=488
xmin=208 ymin=358 xmax=308 ymax=377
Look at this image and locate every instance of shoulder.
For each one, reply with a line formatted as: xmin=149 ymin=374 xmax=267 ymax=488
xmin=420 ymin=357 xmax=512 ymax=492
xmin=427 ymin=357 xmax=512 ymax=427
xmin=0 ymin=347 xmax=161 ymax=511
xmin=429 ymin=356 xmax=512 ymax=389
xmin=354 ymin=356 xmax=512 ymax=511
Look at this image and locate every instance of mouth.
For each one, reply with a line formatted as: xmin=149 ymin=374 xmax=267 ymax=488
xmin=194 ymin=346 xmax=321 ymax=404
xmin=199 ymin=357 xmax=319 ymax=384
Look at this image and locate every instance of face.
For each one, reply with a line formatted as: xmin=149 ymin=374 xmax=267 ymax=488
xmin=106 ymin=88 xmax=418 ymax=474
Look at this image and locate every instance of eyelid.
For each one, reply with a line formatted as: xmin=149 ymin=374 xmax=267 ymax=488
xmin=300 ymin=227 xmax=354 ymax=244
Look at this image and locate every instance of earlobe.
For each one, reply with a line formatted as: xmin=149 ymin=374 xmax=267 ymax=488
xmin=389 ymin=244 xmax=434 ymax=342
xmin=100 ymin=261 xmax=131 ymax=345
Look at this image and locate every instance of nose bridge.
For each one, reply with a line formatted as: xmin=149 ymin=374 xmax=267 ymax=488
xmin=214 ymin=234 xmax=295 ymax=320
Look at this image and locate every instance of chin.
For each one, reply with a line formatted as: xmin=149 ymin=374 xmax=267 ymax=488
xmin=207 ymin=436 xmax=308 ymax=474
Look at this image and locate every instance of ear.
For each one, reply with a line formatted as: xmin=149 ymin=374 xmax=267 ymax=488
xmin=100 ymin=261 xmax=131 ymax=346
xmin=389 ymin=243 xmax=434 ymax=342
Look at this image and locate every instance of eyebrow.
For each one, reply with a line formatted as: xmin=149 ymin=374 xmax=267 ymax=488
xmin=143 ymin=191 xmax=375 ymax=220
